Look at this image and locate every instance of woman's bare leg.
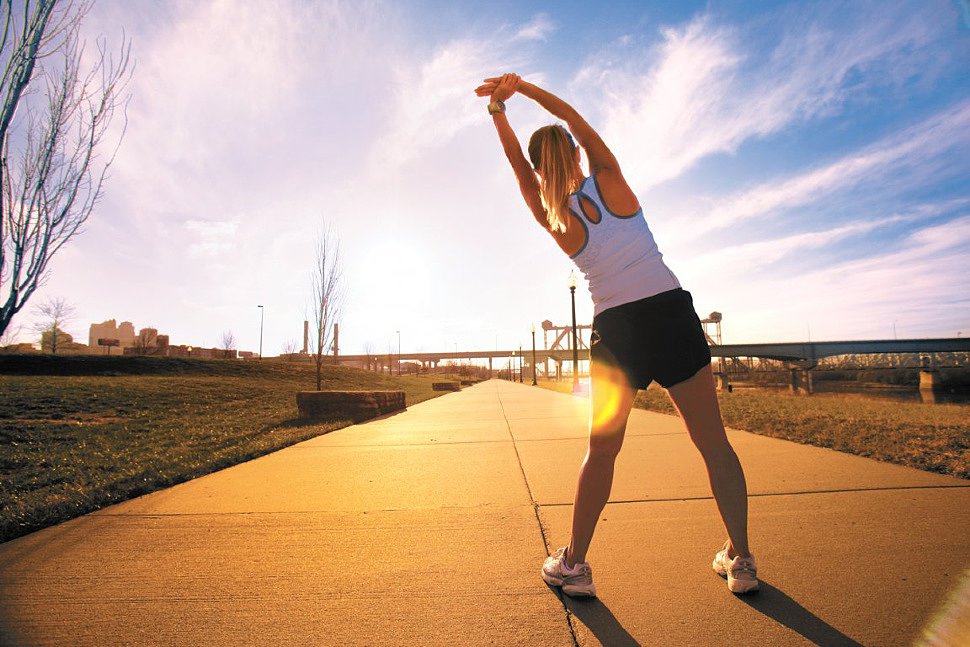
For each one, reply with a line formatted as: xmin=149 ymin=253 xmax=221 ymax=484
xmin=566 ymin=361 xmax=636 ymax=567
xmin=667 ymin=365 xmax=751 ymax=558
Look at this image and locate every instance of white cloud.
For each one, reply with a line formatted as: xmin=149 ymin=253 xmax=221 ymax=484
xmin=514 ymin=13 xmax=554 ymax=42
xmin=692 ymin=213 xmax=970 ymax=343
xmin=372 ymin=12 xmax=554 ymax=172
xmin=184 ymin=219 xmax=239 ymax=258
xmin=697 ymin=100 xmax=970 ymax=234
xmin=687 ymin=215 xmax=907 ymax=276
xmin=573 ymin=4 xmax=952 ymax=194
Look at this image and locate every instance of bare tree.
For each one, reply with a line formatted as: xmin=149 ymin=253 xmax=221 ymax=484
xmin=362 ymin=340 xmax=375 ymax=372
xmin=131 ymin=327 xmax=158 ymax=355
xmin=31 ymin=295 xmax=74 ymax=354
xmin=220 ymin=329 xmax=236 ymax=359
xmin=309 ymin=221 xmax=342 ymax=390
xmin=280 ymin=338 xmax=298 ymax=360
xmin=0 ymin=1 xmax=131 ymax=338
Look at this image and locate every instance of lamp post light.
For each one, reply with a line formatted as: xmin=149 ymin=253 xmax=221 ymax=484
xmin=396 ymin=330 xmax=401 ymax=376
xmin=568 ymin=270 xmax=579 ymax=392
xmin=257 ymin=305 xmax=264 ymax=359
xmin=531 ymin=323 xmax=537 ymax=386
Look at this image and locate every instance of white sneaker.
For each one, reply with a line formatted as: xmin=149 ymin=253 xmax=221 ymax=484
xmin=542 ymin=546 xmax=596 ymax=598
xmin=712 ymin=541 xmax=759 ymax=594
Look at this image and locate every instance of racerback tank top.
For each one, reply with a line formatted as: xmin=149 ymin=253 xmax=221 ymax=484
xmin=567 ymin=174 xmax=681 ymax=316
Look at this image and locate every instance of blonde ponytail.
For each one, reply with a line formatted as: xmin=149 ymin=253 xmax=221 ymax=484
xmin=528 ymin=125 xmax=579 ymax=233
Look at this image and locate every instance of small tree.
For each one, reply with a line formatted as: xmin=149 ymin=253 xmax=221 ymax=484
xmin=281 ymin=339 xmax=298 ymax=360
xmin=308 ymin=221 xmax=342 ymax=390
xmin=131 ymin=328 xmax=158 ymax=355
xmin=220 ymin=329 xmax=236 ymax=359
xmin=0 ymin=1 xmax=131 ymax=339
xmin=32 ymin=296 xmax=75 ymax=354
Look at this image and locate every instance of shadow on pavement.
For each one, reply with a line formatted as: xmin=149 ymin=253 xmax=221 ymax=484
xmin=560 ymin=593 xmax=640 ymax=647
xmin=742 ymin=580 xmax=863 ymax=646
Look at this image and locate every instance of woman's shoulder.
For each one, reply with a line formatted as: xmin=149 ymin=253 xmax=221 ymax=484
xmin=587 ymin=170 xmax=640 ymax=218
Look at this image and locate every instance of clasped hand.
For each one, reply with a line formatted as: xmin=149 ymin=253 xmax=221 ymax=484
xmin=475 ymin=73 xmax=520 ymax=102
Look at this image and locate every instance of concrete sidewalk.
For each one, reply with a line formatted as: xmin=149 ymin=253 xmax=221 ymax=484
xmin=1 ymin=379 xmax=968 ymax=646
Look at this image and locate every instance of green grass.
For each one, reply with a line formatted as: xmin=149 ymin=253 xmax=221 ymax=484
xmin=0 ymin=356 xmax=459 ymax=543
xmin=537 ymin=379 xmax=970 ymax=480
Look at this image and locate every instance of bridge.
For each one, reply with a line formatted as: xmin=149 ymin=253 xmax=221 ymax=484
xmin=332 ymin=337 xmax=970 ymax=374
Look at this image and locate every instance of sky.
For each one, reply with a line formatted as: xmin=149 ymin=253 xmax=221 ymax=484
xmin=8 ymin=0 xmax=970 ymax=356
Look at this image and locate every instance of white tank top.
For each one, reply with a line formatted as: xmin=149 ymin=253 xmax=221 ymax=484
xmin=567 ymin=175 xmax=681 ymax=316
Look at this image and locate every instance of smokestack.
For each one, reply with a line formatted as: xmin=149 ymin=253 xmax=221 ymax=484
xmin=303 ymin=320 xmax=309 ymax=354
xmin=333 ymin=322 xmax=339 ymax=357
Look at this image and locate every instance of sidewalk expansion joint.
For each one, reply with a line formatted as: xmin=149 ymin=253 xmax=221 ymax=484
xmin=515 ymin=431 xmax=686 ymax=442
xmin=287 ymin=438 xmax=515 ymax=448
xmin=538 ymin=483 xmax=970 ymax=507
xmin=93 ymin=504 xmax=536 ymax=518
xmin=496 ymin=387 xmax=581 ymax=647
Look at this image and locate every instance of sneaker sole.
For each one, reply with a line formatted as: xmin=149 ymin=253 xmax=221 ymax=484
xmin=563 ymin=585 xmax=597 ymax=598
xmin=727 ymin=578 xmax=759 ymax=594
xmin=541 ymin=570 xmax=563 ymax=587
xmin=541 ymin=570 xmax=596 ymax=598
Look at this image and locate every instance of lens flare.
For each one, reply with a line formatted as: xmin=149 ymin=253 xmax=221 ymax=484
xmin=590 ymin=364 xmax=631 ymax=430
xmin=918 ymin=567 xmax=970 ymax=646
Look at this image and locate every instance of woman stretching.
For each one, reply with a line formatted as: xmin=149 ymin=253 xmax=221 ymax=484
xmin=476 ymin=73 xmax=758 ymax=597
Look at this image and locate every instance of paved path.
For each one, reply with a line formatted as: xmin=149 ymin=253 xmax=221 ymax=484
xmin=1 ymin=380 xmax=968 ymax=646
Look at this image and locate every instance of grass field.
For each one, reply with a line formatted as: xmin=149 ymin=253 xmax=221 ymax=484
xmin=0 ymin=356 xmax=460 ymax=543
xmin=537 ymin=379 xmax=970 ymax=480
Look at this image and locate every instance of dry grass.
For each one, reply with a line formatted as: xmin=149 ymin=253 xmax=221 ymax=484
xmin=536 ymin=379 xmax=969 ymax=480
xmin=0 ymin=356 xmax=458 ymax=543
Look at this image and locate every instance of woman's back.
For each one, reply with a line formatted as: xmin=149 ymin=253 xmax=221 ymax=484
xmin=568 ymin=174 xmax=680 ymax=315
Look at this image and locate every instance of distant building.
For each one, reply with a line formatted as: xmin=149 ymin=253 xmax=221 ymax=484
xmin=0 ymin=342 xmax=39 ymax=354
xmin=88 ymin=317 xmax=247 ymax=359
xmin=41 ymin=328 xmax=89 ymax=354
xmin=154 ymin=345 xmax=230 ymax=359
xmin=89 ymin=320 xmax=137 ymax=350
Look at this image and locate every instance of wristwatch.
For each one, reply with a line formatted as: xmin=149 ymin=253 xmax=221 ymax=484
xmin=487 ymin=100 xmax=505 ymax=115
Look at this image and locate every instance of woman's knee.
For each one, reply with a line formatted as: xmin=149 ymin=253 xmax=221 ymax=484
xmin=690 ymin=427 xmax=737 ymax=463
xmin=588 ymin=428 xmax=625 ymax=460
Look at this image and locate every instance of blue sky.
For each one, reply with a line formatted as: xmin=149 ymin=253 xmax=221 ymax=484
xmin=12 ymin=0 xmax=970 ymax=355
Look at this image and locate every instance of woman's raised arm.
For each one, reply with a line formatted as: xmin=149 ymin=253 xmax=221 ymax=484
xmin=480 ymin=74 xmax=549 ymax=229
xmin=481 ymin=77 xmax=621 ymax=175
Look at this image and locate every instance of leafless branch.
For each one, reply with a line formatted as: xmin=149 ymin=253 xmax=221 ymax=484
xmin=0 ymin=0 xmax=132 ymax=338
xmin=30 ymin=293 xmax=73 ymax=354
xmin=220 ymin=329 xmax=236 ymax=358
xmin=309 ymin=220 xmax=343 ymax=390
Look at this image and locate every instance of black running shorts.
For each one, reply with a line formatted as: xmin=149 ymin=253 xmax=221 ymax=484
xmin=590 ymin=288 xmax=712 ymax=390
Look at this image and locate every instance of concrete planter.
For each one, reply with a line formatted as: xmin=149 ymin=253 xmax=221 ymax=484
xmin=296 ymin=390 xmax=406 ymax=422
xmin=432 ymin=382 xmax=461 ymax=391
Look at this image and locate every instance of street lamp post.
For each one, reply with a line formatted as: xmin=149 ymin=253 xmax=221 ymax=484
xmin=511 ymin=350 xmax=515 ymax=381
xmin=396 ymin=330 xmax=401 ymax=376
xmin=568 ymin=270 xmax=579 ymax=392
xmin=519 ymin=345 xmax=523 ymax=383
xmin=531 ymin=324 xmax=537 ymax=386
xmin=257 ymin=305 xmax=264 ymax=359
